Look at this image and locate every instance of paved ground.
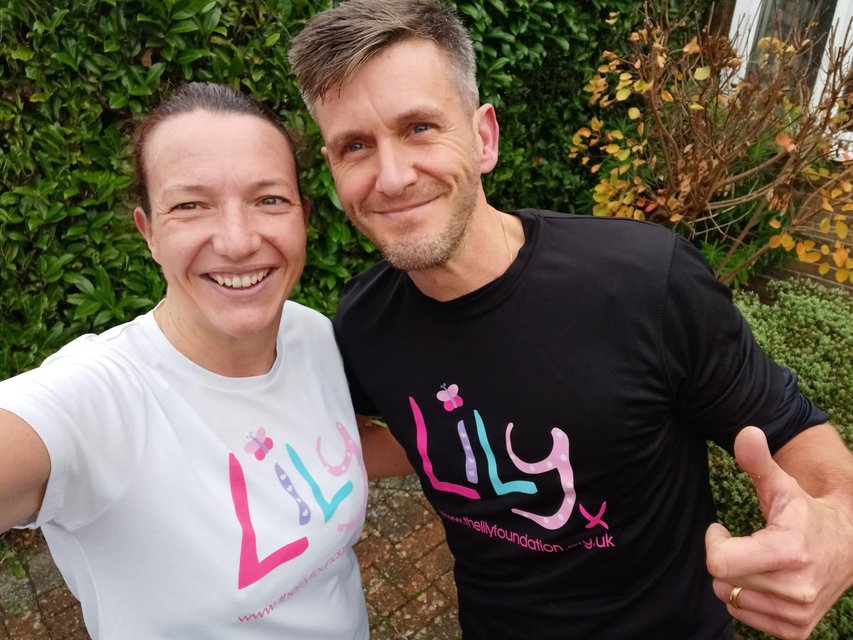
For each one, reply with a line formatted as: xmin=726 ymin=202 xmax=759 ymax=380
xmin=0 ymin=475 xmax=460 ymax=640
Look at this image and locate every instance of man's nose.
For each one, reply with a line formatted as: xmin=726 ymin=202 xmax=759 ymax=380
xmin=374 ymin=140 xmax=417 ymax=197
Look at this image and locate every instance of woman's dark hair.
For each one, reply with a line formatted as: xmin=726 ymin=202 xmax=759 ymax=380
xmin=131 ymin=82 xmax=302 ymax=215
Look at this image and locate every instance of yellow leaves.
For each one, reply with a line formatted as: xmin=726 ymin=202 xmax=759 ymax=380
xmin=605 ymin=11 xmax=620 ymax=26
xmin=660 ymin=89 xmax=674 ymax=103
xmin=693 ymin=66 xmax=711 ymax=81
xmin=796 ymin=240 xmax=821 ymax=263
xmin=768 ymin=233 xmax=795 ymax=251
xmin=796 ymin=239 xmax=815 ymax=253
xmin=820 ymin=217 xmax=831 ymax=233
xmin=616 ymin=88 xmax=632 ymax=101
xmin=572 ymin=132 xmax=588 ymax=147
xmin=769 ymin=218 xmax=783 ymax=229
xmin=590 ymin=117 xmax=603 ymax=132
xmin=633 ymin=79 xmax=652 ymax=92
xmin=682 ymin=37 xmax=701 ymax=55
xmin=689 ymin=103 xmax=704 ymax=111
xmin=628 ymin=107 xmax=641 ymax=120
xmin=832 ymin=246 xmax=850 ymax=268
xmin=605 ymin=143 xmax=621 ymax=154
xmin=837 ymin=220 xmax=849 ymax=240
xmin=836 ymin=268 xmax=851 ymax=283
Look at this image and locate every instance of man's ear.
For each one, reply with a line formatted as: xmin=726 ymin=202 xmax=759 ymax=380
xmin=321 ymin=146 xmax=332 ymax=171
xmin=133 ymin=207 xmax=158 ymax=261
xmin=474 ymin=103 xmax=500 ymax=174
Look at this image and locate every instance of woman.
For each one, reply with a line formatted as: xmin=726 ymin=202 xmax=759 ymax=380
xmin=0 ymin=83 xmax=369 ymax=639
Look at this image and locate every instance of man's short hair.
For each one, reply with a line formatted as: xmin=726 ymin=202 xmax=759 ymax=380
xmin=288 ymin=0 xmax=478 ymax=115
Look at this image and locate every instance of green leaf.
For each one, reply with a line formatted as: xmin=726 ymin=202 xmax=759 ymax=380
xmin=11 ymin=47 xmax=34 ymax=61
xmin=176 ymin=48 xmax=209 ymax=64
xmin=170 ymin=19 xmax=200 ymax=34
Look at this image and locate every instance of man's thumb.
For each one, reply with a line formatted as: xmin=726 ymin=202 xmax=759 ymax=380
xmin=733 ymin=426 xmax=794 ymax=519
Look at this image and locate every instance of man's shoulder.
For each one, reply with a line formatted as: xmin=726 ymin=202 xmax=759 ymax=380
xmin=335 ymin=260 xmax=401 ymax=316
xmin=519 ymin=209 xmax=681 ymax=271
xmin=522 ymin=208 xmax=677 ymax=243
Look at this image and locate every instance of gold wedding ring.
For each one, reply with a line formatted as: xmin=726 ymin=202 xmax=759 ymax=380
xmin=729 ymin=585 xmax=743 ymax=609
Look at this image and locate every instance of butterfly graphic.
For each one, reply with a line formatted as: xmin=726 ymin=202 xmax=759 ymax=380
xmin=245 ymin=428 xmax=274 ymax=461
xmin=436 ymin=383 xmax=464 ymax=412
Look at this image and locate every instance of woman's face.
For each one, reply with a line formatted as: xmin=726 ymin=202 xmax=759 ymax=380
xmin=134 ymin=110 xmax=308 ymax=361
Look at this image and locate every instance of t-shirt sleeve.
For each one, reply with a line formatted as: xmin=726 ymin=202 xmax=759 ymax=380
xmin=660 ymin=237 xmax=828 ymax=454
xmin=0 ymin=345 xmax=145 ymax=529
xmin=332 ymin=320 xmax=379 ymax=418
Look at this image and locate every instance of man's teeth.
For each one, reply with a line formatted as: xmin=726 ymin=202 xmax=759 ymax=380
xmin=211 ymin=269 xmax=270 ymax=288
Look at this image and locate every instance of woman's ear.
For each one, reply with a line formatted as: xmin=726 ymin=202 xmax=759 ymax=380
xmin=133 ymin=207 xmax=157 ymax=260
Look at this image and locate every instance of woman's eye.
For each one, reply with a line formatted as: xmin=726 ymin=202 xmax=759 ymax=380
xmin=260 ymin=196 xmax=285 ymax=206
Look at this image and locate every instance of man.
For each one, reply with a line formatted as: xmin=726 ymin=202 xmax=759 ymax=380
xmin=288 ymin=1 xmax=853 ymax=638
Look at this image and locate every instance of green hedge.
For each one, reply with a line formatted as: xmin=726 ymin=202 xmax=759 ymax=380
xmin=0 ymin=0 xmax=678 ymax=379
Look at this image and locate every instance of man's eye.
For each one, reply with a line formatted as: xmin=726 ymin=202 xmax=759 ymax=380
xmin=346 ymin=142 xmax=364 ymax=153
xmin=413 ymin=123 xmax=431 ymax=134
xmin=260 ymin=196 xmax=285 ymax=206
xmin=174 ymin=202 xmax=199 ymax=211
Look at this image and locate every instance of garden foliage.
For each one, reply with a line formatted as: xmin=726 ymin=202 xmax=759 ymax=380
xmin=570 ymin=6 xmax=853 ymax=287
xmin=1 ymin=0 xmax=657 ymax=379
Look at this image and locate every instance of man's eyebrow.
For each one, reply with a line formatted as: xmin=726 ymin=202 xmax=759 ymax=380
xmin=326 ymin=107 xmax=446 ymax=151
xmin=326 ymin=129 xmax=362 ymax=153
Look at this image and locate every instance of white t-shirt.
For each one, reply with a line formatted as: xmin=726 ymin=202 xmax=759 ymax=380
xmin=0 ymin=301 xmax=369 ymax=639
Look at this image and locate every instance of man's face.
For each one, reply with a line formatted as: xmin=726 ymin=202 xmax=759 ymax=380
xmin=313 ymin=38 xmax=492 ymax=271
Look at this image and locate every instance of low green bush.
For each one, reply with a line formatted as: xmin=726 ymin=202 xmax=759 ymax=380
xmin=709 ymin=278 xmax=853 ymax=640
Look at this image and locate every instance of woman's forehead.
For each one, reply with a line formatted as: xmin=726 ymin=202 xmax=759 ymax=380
xmin=146 ymin=110 xmax=291 ymax=153
xmin=143 ymin=112 xmax=298 ymax=191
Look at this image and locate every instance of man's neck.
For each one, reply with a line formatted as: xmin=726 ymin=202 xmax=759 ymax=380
xmin=407 ymin=205 xmax=523 ymax=302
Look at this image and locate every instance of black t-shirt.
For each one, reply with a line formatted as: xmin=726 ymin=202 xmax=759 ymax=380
xmin=334 ymin=209 xmax=827 ymax=639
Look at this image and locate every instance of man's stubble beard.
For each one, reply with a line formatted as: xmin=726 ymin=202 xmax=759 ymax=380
xmin=351 ymin=162 xmax=481 ymax=273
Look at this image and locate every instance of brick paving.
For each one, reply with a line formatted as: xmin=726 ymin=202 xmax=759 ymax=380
xmin=0 ymin=475 xmax=460 ymax=640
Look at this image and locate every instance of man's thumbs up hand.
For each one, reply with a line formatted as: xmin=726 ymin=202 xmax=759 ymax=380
xmin=705 ymin=426 xmax=853 ymax=640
